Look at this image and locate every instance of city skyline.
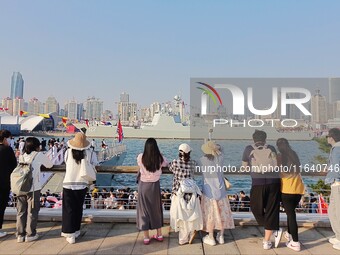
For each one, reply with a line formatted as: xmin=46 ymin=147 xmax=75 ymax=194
xmin=1 ymin=1 xmax=340 ymax=110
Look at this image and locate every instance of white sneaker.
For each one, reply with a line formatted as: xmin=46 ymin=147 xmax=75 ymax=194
xmin=202 ymin=235 xmax=216 ymax=246
xmin=263 ymin=241 xmax=272 ymax=250
xmin=17 ymin=236 xmax=25 ymax=243
xmin=216 ymin=232 xmax=225 ymax=244
xmin=66 ymin=236 xmax=75 ymax=244
xmin=333 ymin=243 xmax=340 ymax=250
xmin=274 ymin=228 xmax=283 ymax=248
xmin=25 ymin=234 xmax=39 ymax=242
xmin=329 ymin=237 xmax=340 ymax=245
xmin=0 ymin=231 xmax=7 ymax=238
xmin=286 ymin=241 xmax=301 ymax=252
xmin=284 ymin=231 xmax=292 ymax=242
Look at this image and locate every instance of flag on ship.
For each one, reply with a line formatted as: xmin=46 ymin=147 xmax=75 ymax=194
xmin=117 ymin=118 xmax=123 ymax=143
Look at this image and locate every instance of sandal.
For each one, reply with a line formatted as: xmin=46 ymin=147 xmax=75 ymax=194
xmin=143 ymin=238 xmax=150 ymax=245
xmin=152 ymin=235 xmax=163 ymax=242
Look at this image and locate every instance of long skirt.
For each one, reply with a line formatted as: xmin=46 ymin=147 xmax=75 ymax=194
xmin=136 ymin=180 xmax=163 ymax=231
xmin=201 ymin=194 xmax=235 ymax=232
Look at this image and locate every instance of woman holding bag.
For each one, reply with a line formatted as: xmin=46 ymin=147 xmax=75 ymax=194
xmin=62 ymin=132 xmax=97 ymax=244
xmin=200 ymin=141 xmax=234 ymax=246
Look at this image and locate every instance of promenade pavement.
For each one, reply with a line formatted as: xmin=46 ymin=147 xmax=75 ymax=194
xmin=0 ymin=220 xmax=338 ymax=255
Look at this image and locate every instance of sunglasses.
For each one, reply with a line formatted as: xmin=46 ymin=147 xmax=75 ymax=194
xmin=326 ymin=135 xmax=331 ymax=138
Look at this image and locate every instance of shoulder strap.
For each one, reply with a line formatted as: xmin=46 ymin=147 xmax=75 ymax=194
xmin=26 ymin=151 xmax=39 ymax=164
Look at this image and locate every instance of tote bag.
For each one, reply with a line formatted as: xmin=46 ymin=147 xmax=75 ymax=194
xmin=80 ymin=157 xmax=97 ymax=182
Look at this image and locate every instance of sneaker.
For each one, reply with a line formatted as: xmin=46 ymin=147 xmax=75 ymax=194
xmin=202 ymin=235 xmax=216 ymax=246
xmin=189 ymin=231 xmax=196 ymax=244
xmin=329 ymin=237 xmax=340 ymax=245
xmin=263 ymin=241 xmax=272 ymax=250
xmin=25 ymin=234 xmax=39 ymax=242
xmin=284 ymin=231 xmax=292 ymax=242
xmin=274 ymin=228 xmax=283 ymax=248
xmin=333 ymin=243 xmax=340 ymax=250
xmin=143 ymin=238 xmax=150 ymax=245
xmin=286 ymin=240 xmax=301 ymax=252
xmin=66 ymin=236 xmax=75 ymax=244
xmin=0 ymin=231 xmax=7 ymax=238
xmin=17 ymin=236 xmax=25 ymax=243
xmin=216 ymin=232 xmax=225 ymax=244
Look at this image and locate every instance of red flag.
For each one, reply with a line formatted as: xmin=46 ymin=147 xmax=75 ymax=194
xmin=20 ymin=111 xmax=28 ymax=116
xmin=85 ymin=119 xmax=89 ymax=127
xmin=318 ymin=194 xmax=328 ymax=214
xmin=117 ymin=118 xmax=123 ymax=143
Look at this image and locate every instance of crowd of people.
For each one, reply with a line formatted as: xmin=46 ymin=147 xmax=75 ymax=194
xmin=0 ymin=128 xmax=340 ymax=252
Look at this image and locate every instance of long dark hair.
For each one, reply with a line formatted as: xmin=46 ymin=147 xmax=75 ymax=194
xmin=72 ymin=149 xmax=85 ymax=165
xmin=142 ymin=138 xmax=164 ymax=173
xmin=276 ymin=138 xmax=300 ymax=172
xmin=24 ymin=137 xmax=40 ymax=154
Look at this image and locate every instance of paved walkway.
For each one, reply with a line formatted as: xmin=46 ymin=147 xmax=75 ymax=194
xmin=0 ymin=221 xmax=338 ymax=255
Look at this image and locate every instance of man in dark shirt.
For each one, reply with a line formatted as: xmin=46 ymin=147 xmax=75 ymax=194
xmin=0 ymin=130 xmax=18 ymax=238
xmin=241 ymin=130 xmax=282 ymax=250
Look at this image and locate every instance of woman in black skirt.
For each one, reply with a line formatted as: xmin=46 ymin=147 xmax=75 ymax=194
xmin=136 ymin=138 xmax=167 ymax=245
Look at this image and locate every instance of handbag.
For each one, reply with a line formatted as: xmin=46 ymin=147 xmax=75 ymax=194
xmin=80 ymin=158 xmax=97 ymax=182
xmin=224 ymin=177 xmax=232 ymax=190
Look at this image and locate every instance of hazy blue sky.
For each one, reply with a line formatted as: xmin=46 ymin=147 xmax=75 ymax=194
xmin=0 ymin=1 xmax=339 ymax=112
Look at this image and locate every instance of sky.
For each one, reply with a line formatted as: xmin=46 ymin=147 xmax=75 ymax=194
xmin=1 ymin=0 xmax=339 ymax=113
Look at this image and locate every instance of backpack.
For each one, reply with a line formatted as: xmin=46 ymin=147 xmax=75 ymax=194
xmin=10 ymin=152 xmax=38 ymax=196
xmin=249 ymin=145 xmax=277 ymax=173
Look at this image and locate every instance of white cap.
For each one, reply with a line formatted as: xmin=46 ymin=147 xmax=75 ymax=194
xmin=179 ymin=143 xmax=191 ymax=153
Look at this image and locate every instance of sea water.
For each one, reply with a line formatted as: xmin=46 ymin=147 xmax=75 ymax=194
xmin=111 ymin=139 xmax=328 ymax=194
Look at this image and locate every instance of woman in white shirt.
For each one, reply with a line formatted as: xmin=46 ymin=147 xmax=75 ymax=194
xmin=61 ymin=133 xmax=97 ymax=244
xmin=16 ymin=137 xmax=53 ymax=243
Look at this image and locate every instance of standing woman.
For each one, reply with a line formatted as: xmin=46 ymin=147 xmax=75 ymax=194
xmin=16 ymin=137 xmax=53 ymax=242
xmin=169 ymin=143 xmax=202 ymax=245
xmin=200 ymin=141 xmax=234 ymax=246
xmin=136 ymin=138 xmax=167 ymax=245
xmin=276 ymin=138 xmax=305 ymax=252
xmin=62 ymin=133 xmax=97 ymax=244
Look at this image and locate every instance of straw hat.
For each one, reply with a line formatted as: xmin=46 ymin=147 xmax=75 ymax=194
xmin=67 ymin=132 xmax=90 ymax=150
xmin=201 ymin=141 xmax=221 ymax=156
xmin=179 ymin=143 xmax=191 ymax=153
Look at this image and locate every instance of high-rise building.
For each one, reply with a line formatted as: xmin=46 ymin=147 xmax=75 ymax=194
xmin=311 ymin=90 xmax=327 ymax=124
xmin=65 ymin=100 xmax=78 ymax=120
xmin=28 ymin=97 xmax=42 ymax=115
xmin=150 ymin=102 xmax=161 ymax=118
xmin=45 ymin=96 xmax=59 ymax=114
xmin=13 ymin=97 xmax=25 ymax=116
xmin=1 ymin=97 xmax=13 ymax=115
xmin=84 ymin=97 xmax=103 ymax=120
xmin=10 ymin=72 xmax=24 ymax=99
xmin=117 ymin=92 xmax=138 ymax=124
xmin=329 ymin=78 xmax=340 ymax=104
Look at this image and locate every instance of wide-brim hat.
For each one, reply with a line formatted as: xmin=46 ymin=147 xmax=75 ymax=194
xmin=201 ymin=141 xmax=221 ymax=156
xmin=67 ymin=132 xmax=91 ymax=150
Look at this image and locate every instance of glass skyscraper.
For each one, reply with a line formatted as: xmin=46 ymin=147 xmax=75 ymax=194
xmin=10 ymin=72 xmax=24 ymax=99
